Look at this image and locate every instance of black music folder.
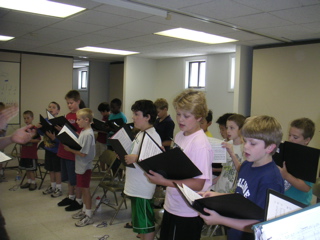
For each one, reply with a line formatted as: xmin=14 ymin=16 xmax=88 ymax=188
xmin=273 ymin=141 xmax=320 ymax=183
xmin=91 ymin=118 xmax=109 ymax=132
xmin=137 ymin=147 xmax=202 ymax=180
xmin=56 ymin=125 xmax=81 ymax=151
xmin=108 ymin=138 xmax=135 ymax=168
xmin=48 ymin=116 xmax=77 ymax=131
xmin=39 ymin=114 xmax=55 ymax=133
xmin=174 ymin=182 xmax=264 ymax=219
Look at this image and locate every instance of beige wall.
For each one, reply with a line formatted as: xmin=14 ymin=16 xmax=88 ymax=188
xmin=252 ymin=43 xmax=320 ymax=148
xmin=109 ymin=63 xmax=124 ymax=103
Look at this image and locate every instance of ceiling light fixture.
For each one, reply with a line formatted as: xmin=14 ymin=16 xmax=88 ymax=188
xmin=0 ymin=0 xmax=85 ymax=18
xmin=0 ymin=35 xmax=15 ymax=41
xmin=155 ymin=28 xmax=237 ymax=44
xmin=76 ymin=46 xmax=139 ymax=56
xmin=92 ymin=0 xmax=167 ymax=17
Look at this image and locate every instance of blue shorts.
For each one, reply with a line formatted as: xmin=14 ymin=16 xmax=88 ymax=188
xmin=60 ymin=158 xmax=76 ymax=186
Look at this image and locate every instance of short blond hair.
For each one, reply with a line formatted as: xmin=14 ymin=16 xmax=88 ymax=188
xmin=77 ymin=108 xmax=93 ymax=122
xmin=173 ymin=89 xmax=208 ymax=119
xmin=154 ymin=98 xmax=168 ymax=110
xmin=241 ymin=115 xmax=283 ymax=155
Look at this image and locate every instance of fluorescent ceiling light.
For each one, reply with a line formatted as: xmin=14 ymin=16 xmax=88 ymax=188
xmin=76 ymin=46 xmax=139 ymax=56
xmin=0 ymin=0 xmax=85 ymax=18
xmin=92 ymin=0 xmax=167 ymax=17
xmin=0 ymin=35 xmax=14 ymax=41
xmin=155 ymin=28 xmax=237 ymax=44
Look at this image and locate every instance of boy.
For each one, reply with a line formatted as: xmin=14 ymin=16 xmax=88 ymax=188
xmin=147 ymin=90 xmax=213 ymax=240
xmin=279 ymin=118 xmax=315 ymax=205
xmin=200 ymin=109 xmax=213 ymax=137
xmin=154 ymin=98 xmax=175 ymax=151
xmin=124 ymin=100 xmax=162 ymax=240
xmin=200 ymin=115 xmax=284 ymax=240
xmin=109 ymin=98 xmax=127 ymax=124
xmin=215 ymin=113 xmax=234 ymax=141
xmin=96 ymin=102 xmax=110 ymax=171
xmin=19 ymin=110 xmax=41 ymax=191
xmin=56 ymin=90 xmax=83 ymax=211
xmin=64 ymin=108 xmax=95 ymax=227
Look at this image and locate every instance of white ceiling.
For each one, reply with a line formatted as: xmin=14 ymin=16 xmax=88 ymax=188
xmin=1 ymin=0 xmax=320 ymax=62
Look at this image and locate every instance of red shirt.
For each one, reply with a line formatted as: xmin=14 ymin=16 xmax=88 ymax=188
xmin=20 ymin=128 xmax=41 ymax=159
xmin=57 ymin=112 xmax=82 ymax=161
xmin=96 ymin=115 xmax=108 ymax=144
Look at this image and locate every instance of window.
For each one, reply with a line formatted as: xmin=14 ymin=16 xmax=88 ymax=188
xmin=229 ymin=55 xmax=235 ymax=92
xmin=78 ymin=70 xmax=87 ymax=89
xmin=187 ymin=60 xmax=206 ymax=88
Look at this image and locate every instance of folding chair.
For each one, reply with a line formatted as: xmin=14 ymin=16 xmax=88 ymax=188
xmin=94 ymin=164 xmax=128 ymax=225
xmin=91 ymin=149 xmax=117 ymax=181
xmin=20 ymin=143 xmax=48 ymax=190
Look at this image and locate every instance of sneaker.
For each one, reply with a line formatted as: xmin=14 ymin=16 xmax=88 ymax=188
xmin=43 ymin=186 xmax=55 ymax=195
xmin=65 ymin=200 xmax=83 ymax=212
xmin=72 ymin=210 xmax=85 ymax=219
xmin=29 ymin=183 xmax=37 ymax=191
xmin=51 ymin=188 xmax=62 ymax=198
xmin=75 ymin=215 xmax=93 ymax=227
xmin=58 ymin=197 xmax=74 ymax=207
xmin=20 ymin=182 xmax=30 ymax=189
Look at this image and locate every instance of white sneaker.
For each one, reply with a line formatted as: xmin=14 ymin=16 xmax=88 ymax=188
xmin=51 ymin=188 xmax=62 ymax=198
xmin=72 ymin=210 xmax=85 ymax=219
xmin=43 ymin=186 xmax=55 ymax=195
xmin=75 ymin=215 xmax=93 ymax=227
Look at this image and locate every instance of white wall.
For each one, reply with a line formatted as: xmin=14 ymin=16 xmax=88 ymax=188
xmin=123 ymin=53 xmax=236 ymax=138
xmin=252 ymin=43 xmax=320 ymax=148
xmin=123 ymin=56 xmax=157 ymax=120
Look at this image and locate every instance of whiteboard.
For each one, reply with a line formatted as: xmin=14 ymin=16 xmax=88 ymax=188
xmin=0 ymin=61 xmax=20 ymax=124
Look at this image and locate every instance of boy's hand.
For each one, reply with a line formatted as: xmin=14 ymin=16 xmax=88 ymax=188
xmin=55 ymin=125 xmax=62 ymax=132
xmin=64 ymin=145 xmax=71 ymax=152
xmin=278 ymin=161 xmax=289 ymax=179
xmin=221 ymin=142 xmax=234 ymax=155
xmin=124 ymin=154 xmax=138 ymax=164
xmin=46 ymin=131 xmax=55 ymax=140
xmin=145 ymin=170 xmax=166 ymax=186
xmin=199 ymin=208 xmax=222 ymax=225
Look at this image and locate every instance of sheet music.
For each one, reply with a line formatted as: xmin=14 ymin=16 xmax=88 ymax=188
xmin=0 ymin=151 xmax=11 ymax=163
xmin=58 ymin=125 xmax=78 ymax=143
xmin=111 ymin=128 xmax=132 ymax=154
xmin=177 ymin=183 xmax=203 ymax=205
xmin=207 ymin=137 xmax=227 ymax=163
xmin=46 ymin=110 xmax=54 ymax=119
xmin=266 ymin=194 xmax=302 ymax=221
xmin=138 ymin=133 xmax=163 ymax=161
xmin=254 ymin=204 xmax=320 ymax=240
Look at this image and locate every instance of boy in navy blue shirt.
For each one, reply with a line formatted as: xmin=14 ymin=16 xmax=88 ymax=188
xmin=200 ymin=115 xmax=284 ymax=240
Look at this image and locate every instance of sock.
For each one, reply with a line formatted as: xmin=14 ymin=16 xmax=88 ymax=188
xmin=76 ymin=198 xmax=83 ymax=205
xmin=51 ymin=182 xmax=56 ymax=189
xmin=82 ymin=204 xmax=86 ymax=212
xmin=85 ymin=209 xmax=92 ymax=218
xmin=27 ymin=179 xmax=31 ymax=183
xmin=56 ymin=184 xmax=62 ymax=190
xmin=69 ymin=195 xmax=75 ymax=200
xmin=31 ymin=180 xmax=36 ymax=184
xmin=0 ymin=169 xmax=3 ymax=175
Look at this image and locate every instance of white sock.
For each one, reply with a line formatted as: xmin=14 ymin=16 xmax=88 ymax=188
xmin=31 ymin=180 xmax=35 ymax=184
xmin=27 ymin=179 xmax=31 ymax=183
xmin=56 ymin=184 xmax=62 ymax=190
xmin=76 ymin=198 xmax=83 ymax=205
xmin=69 ymin=195 xmax=75 ymax=200
xmin=85 ymin=209 xmax=92 ymax=218
xmin=51 ymin=182 xmax=56 ymax=189
xmin=0 ymin=169 xmax=3 ymax=175
xmin=82 ymin=204 xmax=86 ymax=212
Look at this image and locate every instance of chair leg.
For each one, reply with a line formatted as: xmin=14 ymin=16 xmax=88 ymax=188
xmin=109 ymin=195 xmax=126 ymax=225
xmin=38 ymin=170 xmax=48 ymax=190
xmin=20 ymin=171 xmax=27 ymax=186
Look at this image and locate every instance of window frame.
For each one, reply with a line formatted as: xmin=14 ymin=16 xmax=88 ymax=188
xmin=228 ymin=54 xmax=235 ymax=92
xmin=186 ymin=59 xmax=206 ymax=89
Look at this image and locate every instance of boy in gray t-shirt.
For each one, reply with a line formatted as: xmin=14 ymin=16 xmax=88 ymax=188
xmin=64 ymin=108 xmax=95 ymax=227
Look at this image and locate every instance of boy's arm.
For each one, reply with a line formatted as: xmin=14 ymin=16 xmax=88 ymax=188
xmin=64 ymin=145 xmax=87 ymax=157
xmin=222 ymin=142 xmax=241 ymax=171
xmin=124 ymin=154 xmax=138 ymax=164
xmin=200 ymin=208 xmax=259 ymax=233
xmin=279 ymin=162 xmax=311 ymax=192
xmin=146 ymin=170 xmax=205 ymax=191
